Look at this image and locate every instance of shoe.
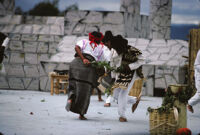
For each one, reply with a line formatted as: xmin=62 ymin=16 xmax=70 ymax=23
xmin=104 ymin=103 xmax=111 ymax=107
xmin=187 ymin=105 xmax=194 ymax=113
xmin=132 ymin=95 xmax=141 ymax=113
xmin=65 ymin=100 xmax=72 ymax=112
xmin=79 ymin=115 xmax=87 ymax=120
xmin=119 ymin=117 xmax=127 ymax=122
xmin=98 ymin=98 xmax=104 ymax=102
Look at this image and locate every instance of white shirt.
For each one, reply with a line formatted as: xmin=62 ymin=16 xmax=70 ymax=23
xmin=2 ymin=37 xmax=9 ymax=47
xmin=194 ymin=50 xmax=200 ymax=73
xmin=76 ymin=39 xmax=110 ymax=62
xmin=110 ymin=49 xmax=122 ymax=80
xmin=110 ymin=48 xmax=145 ymax=80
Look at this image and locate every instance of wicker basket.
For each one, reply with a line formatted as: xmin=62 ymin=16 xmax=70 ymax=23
xmin=149 ymin=108 xmax=178 ymax=135
xmin=129 ymin=79 xmax=144 ymax=97
xmin=169 ymin=84 xmax=187 ymax=94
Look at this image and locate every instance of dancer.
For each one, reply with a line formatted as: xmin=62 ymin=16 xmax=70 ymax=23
xmin=0 ymin=32 xmax=9 ymax=74
xmin=65 ymin=31 xmax=110 ymax=120
xmin=187 ymin=49 xmax=200 ymax=113
xmin=103 ymin=32 xmax=145 ymax=122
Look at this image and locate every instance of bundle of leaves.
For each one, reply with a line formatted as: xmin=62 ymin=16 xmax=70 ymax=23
xmin=148 ymin=85 xmax=195 ymax=114
xmin=91 ymin=61 xmax=123 ymax=73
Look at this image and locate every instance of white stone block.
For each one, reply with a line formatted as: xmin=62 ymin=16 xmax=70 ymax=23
xmin=38 ymin=35 xmax=54 ymax=42
xmin=159 ymin=54 xmax=172 ymax=61
xmin=12 ymin=25 xmax=23 ymax=33
xmin=84 ymin=24 xmax=100 ymax=34
xmin=21 ymin=34 xmax=38 ymax=41
xmin=8 ymin=77 xmax=24 ymax=89
xmin=10 ymin=52 xmax=24 ymax=64
xmin=27 ymin=78 xmax=39 ymax=90
xmin=176 ymin=40 xmax=188 ymax=48
xmin=136 ymin=38 xmax=149 ymax=46
xmin=167 ymin=40 xmax=178 ymax=46
xmin=32 ymin=24 xmax=43 ymax=34
xmin=7 ymin=64 xmax=25 ymax=77
xmin=21 ymin=25 xmax=33 ymax=34
xmin=149 ymin=39 xmax=166 ymax=47
xmin=37 ymin=42 xmax=49 ymax=53
xmin=104 ymin=12 xmax=124 ymax=24
xmin=49 ymin=42 xmax=58 ymax=54
xmin=38 ymin=54 xmax=49 ymax=63
xmin=50 ymin=25 xmax=63 ymax=35
xmin=24 ymin=41 xmax=38 ymax=53
xmin=39 ymin=25 xmax=50 ymax=35
xmin=157 ymin=47 xmax=171 ymax=54
xmin=24 ymin=65 xmax=39 ymax=77
xmin=23 ymin=78 xmax=32 ymax=89
xmin=155 ymin=77 xmax=166 ymax=88
xmin=148 ymin=60 xmax=165 ymax=66
xmin=82 ymin=11 xmax=103 ymax=24
xmin=72 ymin=23 xmax=85 ymax=34
xmin=46 ymin=17 xmax=57 ymax=25
xmin=25 ymin=53 xmax=38 ymax=64
xmin=100 ymin=24 xmax=124 ymax=36
xmin=170 ymin=45 xmax=182 ymax=54
xmin=164 ymin=74 xmax=177 ymax=86
xmin=65 ymin=11 xmax=87 ymax=22
xmin=9 ymin=34 xmax=21 ymax=40
xmin=166 ymin=60 xmax=180 ymax=66
xmin=9 ymin=41 xmax=23 ymax=51
xmin=0 ymin=77 xmax=9 ymax=88
xmin=1 ymin=24 xmax=15 ymax=33
xmin=0 ymin=15 xmax=12 ymax=24
xmin=10 ymin=15 xmax=22 ymax=24
xmin=40 ymin=77 xmax=48 ymax=91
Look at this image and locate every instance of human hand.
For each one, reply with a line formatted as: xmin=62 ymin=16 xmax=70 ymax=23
xmin=83 ymin=58 xmax=90 ymax=65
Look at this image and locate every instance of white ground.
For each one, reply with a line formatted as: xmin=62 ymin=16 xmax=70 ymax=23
xmin=0 ymin=90 xmax=199 ymax=135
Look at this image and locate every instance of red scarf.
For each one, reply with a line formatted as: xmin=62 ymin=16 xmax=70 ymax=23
xmin=89 ymin=32 xmax=104 ymax=50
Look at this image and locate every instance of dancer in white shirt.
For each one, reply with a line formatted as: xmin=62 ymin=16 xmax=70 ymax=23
xmin=187 ymin=50 xmax=200 ymax=113
xmin=65 ymin=31 xmax=110 ymax=120
xmin=102 ymin=31 xmax=145 ymax=122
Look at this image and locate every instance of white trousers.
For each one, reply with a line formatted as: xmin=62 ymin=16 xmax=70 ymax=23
xmin=112 ymin=73 xmax=138 ymax=118
xmin=105 ymin=94 xmax=112 ymax=104
xmin=188 ymin=72 xmax=200 ymax=106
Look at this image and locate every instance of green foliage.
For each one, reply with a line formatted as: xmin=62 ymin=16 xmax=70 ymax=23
xmin=105 ymin=85 xmax=113 ymax=96
xmin=29 ymin=0 xmax=59 ymax=16
xmin=91 ymin=61 xmax=123 ymax=73
xmin=147 ymin=85 xmax=194 ymax=114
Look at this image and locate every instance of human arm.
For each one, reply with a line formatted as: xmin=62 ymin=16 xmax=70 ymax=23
xmin=75 ymin=45 xmax=90 ymax=65
xmin=194 ymin=50 xmax=200 ymax=72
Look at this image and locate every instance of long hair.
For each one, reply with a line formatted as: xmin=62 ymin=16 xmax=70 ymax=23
xmin=111 ymin=35 xmax=128 ymax=55
xmin=89 ymin=31 xmax=104 ymax=44
xmin=102 ymin=31 xmax=113 ymax=44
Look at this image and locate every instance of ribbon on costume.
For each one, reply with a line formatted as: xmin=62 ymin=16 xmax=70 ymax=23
xmin=88 ymin=32 xmax=104 ymax=50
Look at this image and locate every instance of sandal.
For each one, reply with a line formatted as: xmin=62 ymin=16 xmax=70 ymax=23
xmin=79 ymin=115 xmax=87 ymax=120
xmin=104 ymin=103 xmax=111 ymax=107
xmin=119 ymin=117 xmax=127 ymax=122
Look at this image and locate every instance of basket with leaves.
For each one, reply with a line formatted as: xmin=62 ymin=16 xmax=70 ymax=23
xmin=147 ymin=84 xmax=195 ymax=134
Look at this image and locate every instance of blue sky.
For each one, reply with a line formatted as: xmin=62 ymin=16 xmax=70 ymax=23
xmin=15 ymin=0 xmax=200 ymax=25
